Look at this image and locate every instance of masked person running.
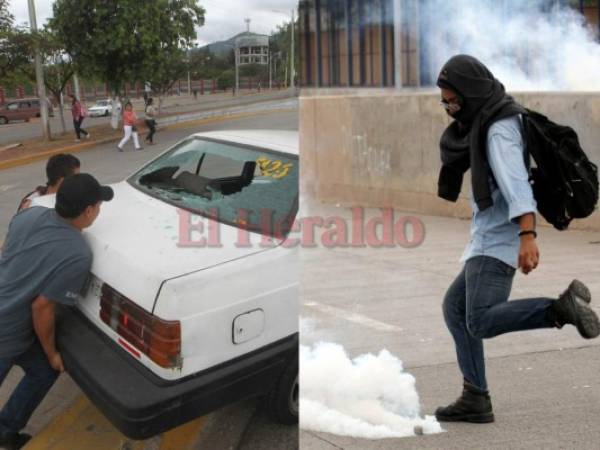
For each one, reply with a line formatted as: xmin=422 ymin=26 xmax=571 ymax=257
xmin=435 ymin=55 xmax=600 ymax=424
xmin=0 ymin=174 xmax=113 ymax=449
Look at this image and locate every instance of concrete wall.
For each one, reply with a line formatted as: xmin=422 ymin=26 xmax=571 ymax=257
xmin=300 ymin=90 xmax=600 ymax=230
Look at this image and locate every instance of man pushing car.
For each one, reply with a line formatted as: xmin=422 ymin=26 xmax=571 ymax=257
xmin=0 ymin=174 xmax=113 ymax=450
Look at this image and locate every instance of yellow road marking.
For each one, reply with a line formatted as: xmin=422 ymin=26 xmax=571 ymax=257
xmin=23 ymin=395 xmax=207 ymax=450
xmin=159 ymin=416 xmax=207 ymax=450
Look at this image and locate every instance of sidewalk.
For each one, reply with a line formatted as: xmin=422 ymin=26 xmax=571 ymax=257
xmin=0 ymin=90 xmax=297 ymax=170
xmin=299 ymin=202 xmax=600 ymax=450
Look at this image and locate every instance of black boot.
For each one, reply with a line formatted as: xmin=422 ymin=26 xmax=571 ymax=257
xmin=435 ymin=382 xmax=494 ymax=423
xmin=0 ymin=432 xmax=32 ymax=450
xmin=548 ymin=280 xmax=600 ymax=339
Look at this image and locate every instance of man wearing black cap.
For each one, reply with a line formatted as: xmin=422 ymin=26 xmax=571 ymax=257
xmin=435 ymin=55 xmax=599 ymax=424
xmin=0 ymin=174 xmax=113 ymax=449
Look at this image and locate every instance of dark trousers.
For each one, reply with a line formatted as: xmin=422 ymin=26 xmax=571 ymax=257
xmin=145 ymin=119 xmax=156 ymax=143
xmin=442 ymin=256 xmax=554 ymax=391
xmin=0 ymin=340 xmax=59 ymax=434
xmin=73 ymin=118 xmax=88 ymax=139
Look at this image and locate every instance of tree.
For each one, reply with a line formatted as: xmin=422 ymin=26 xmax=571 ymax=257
xmin=269 ymin=19 xmax=299 ymax=86
xmin=217 ymin=69 xmax=234 ymax=91
xmin=0 ymin=0 xmax=11 ymax=33
xmin=143 ymin=1 xmax=206 ymax=112
xmin=51 ymin=0 xmax=205 ymax=128
xmin=146 ymin=49 xmax=188 ymax=113
xmin=0 ymin=26 xmax=74 ymax=132
xmin=0 ymin=29 xmax=32 ymax=86
xmin=0 ymin=1 xmax=31 ymax=86
xmin=35 ymin=29 xmax=74 ymax=133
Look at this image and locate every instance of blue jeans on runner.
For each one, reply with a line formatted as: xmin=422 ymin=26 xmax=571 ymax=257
xmin=0 ymin=340 xmax=59 ymax=434
xmin=443 ymin=255 xmax=555 ymax=391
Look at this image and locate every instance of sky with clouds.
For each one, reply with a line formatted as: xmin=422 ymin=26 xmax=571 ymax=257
xmin=8 ymin=0 xmax=297 ymax=46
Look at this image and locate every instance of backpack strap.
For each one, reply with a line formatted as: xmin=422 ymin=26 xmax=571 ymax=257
xmin=518 ymin=113 xmax=532 ymax=175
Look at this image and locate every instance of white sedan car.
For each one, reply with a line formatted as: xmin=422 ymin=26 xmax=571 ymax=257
xmin=87 ymin=99 xmax=113 ymax=117
xmin=35 ymin=130 xmax=299 ymax=438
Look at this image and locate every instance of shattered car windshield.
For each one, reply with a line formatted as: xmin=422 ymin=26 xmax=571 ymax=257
xmin=128 ymin=137 xmax=298 ymax=238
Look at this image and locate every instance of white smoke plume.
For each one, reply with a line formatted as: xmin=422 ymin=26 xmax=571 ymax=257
xmin=300 ymin=341 xmax=443 ymax=439
xmin=420 ymin=0 xmax=600 ymax=90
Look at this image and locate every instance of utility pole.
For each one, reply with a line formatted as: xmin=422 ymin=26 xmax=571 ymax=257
xmin=393 ymin=0 xmax=403 ymax=89
xmin=235 ymin=44 xmax=240 ymax=95
xmin=73 ymin=73 xmax=81 ymax=99
xmin=187 ymin=48 xmax=192 ymax=96
xmin=269 ymin=49 xmax=272 ymax=90
xmin=27 ymin=0 xmax=51 ymax=140
xmin=290 ymin=9 xmax=295 ymax=89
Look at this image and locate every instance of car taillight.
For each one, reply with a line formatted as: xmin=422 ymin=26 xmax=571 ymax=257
xmin=99 ymin=283 xmax=181 ymax=369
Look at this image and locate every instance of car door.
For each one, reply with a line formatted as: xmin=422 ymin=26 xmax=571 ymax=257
xmin=5 ymin=102 xmax=20 ymax=121
xmin=18 ymin=101 xmax=32 ymax=120
xmin=30 ymin=100 xmax=41 ymax=117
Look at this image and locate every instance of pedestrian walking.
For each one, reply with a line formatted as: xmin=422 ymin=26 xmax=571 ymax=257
xmin=117 ymin=102 xmax=142 ymax=152
xmin=70 ymin=95 xmax=89 ymax=142
xmin=0 ymin=174 xmax=113 ymax=450
xmin=17 ymin=154 xmax=81 ymax=212
xmin=434 ymin=54 xmax=600 ymax=424
xmin=144 ymin=98 xmax=157 ymax=145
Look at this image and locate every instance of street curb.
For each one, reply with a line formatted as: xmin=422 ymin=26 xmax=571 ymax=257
xmin=0 ymin=106 xmax=296 ymax=171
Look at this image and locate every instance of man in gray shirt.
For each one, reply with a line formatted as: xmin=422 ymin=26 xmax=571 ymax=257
xmin=0 ymin=174 xmax=113 ymax=449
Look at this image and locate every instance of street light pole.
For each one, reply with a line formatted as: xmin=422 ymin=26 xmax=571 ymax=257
xmin=27 ymin=0 xmax=50 ymax=140
xmin=235 ymin=45 xmax=240 ymax=95
xmin=269 ymin=49 xmax=272 ymax=90
xmin=73 ymin=73 xmax=81 ymax=99
xmin=187 ymin=48 xmax=192 ymax=96
xmin=290 ymin=9 xmax=295 ymax=89
xmin=271 ymin=9 xmax=296 ymax=90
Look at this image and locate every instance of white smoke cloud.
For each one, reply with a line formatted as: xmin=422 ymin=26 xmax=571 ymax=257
xmin=300 ymin=341 xmax=443 ymax=439
xmin=421 ymin=0 xmax=600 ymax=90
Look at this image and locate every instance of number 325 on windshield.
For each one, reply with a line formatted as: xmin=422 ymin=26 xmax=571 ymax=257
xmin=256 ymin=157 xmax=293 ymax=179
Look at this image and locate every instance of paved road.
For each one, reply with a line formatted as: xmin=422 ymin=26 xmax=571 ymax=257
xmin=0 ymin=89 xmax=295 ymax=146
xmin=299 ymin=202 xmax=600 ymax=450
xmin=0 ymin=108 xmax=299 ymax=449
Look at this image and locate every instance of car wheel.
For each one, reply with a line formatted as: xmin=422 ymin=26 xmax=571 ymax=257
xmin=105 ymin=110 xmax=110 ymax=117
xmin=266 ymin=354 xmax=298 ymax=425
xmin=0 ymin=116 xmax=7 ymax=125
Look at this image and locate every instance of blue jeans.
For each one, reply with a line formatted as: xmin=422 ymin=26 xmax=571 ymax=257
xmin=0 ymin=340 xmax=59 ymax=434
xmin=443 ymin=256 xmax=555 ymax=391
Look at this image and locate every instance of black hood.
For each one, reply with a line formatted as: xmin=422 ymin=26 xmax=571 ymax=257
xmin=436 ymin=54 xmax=526 ymax=211
xmin=437 ymin=54 xmax=498 ymax=125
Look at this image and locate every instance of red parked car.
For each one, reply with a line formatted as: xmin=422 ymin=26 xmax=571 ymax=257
xmin=0 ymin=98 xmax=54 ymax=125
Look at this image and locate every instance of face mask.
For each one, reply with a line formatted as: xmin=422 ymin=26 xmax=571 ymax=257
xmin=440 ymin=99 xmax=462 ymax=118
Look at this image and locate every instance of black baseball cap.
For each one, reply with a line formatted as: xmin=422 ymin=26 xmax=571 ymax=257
xmin=55 ymin=173 xmax=114 ymax=218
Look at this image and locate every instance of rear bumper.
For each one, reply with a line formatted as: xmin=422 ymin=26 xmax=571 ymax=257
xmin=56 ymin=306 xmax=298 ymax=440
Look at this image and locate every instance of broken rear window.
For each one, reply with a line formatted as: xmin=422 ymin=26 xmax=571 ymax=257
xmin=128 ymin=137 xmax=298 ymax=238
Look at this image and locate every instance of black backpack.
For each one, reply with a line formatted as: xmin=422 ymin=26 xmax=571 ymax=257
xmin=521 ymin=109 xmax=599 ymax=230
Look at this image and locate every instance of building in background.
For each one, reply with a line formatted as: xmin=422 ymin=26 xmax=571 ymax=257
xmin=236 ymin=34 xmax=270 ymax=65
xmin=299 ymin=0 xmax=600 ymax=88
xmin=202 ymin=31 xmax=270 ymax=64
xmin=299 ymin=0 xmax=600 ymax=232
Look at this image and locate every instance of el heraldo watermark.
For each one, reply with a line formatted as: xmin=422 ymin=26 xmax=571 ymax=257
xmin=177 ymin=207 xmax=426 ymax=249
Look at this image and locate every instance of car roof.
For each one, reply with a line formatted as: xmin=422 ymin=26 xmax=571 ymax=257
xmin=191 ymin=129 xmax=298 ymax=156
